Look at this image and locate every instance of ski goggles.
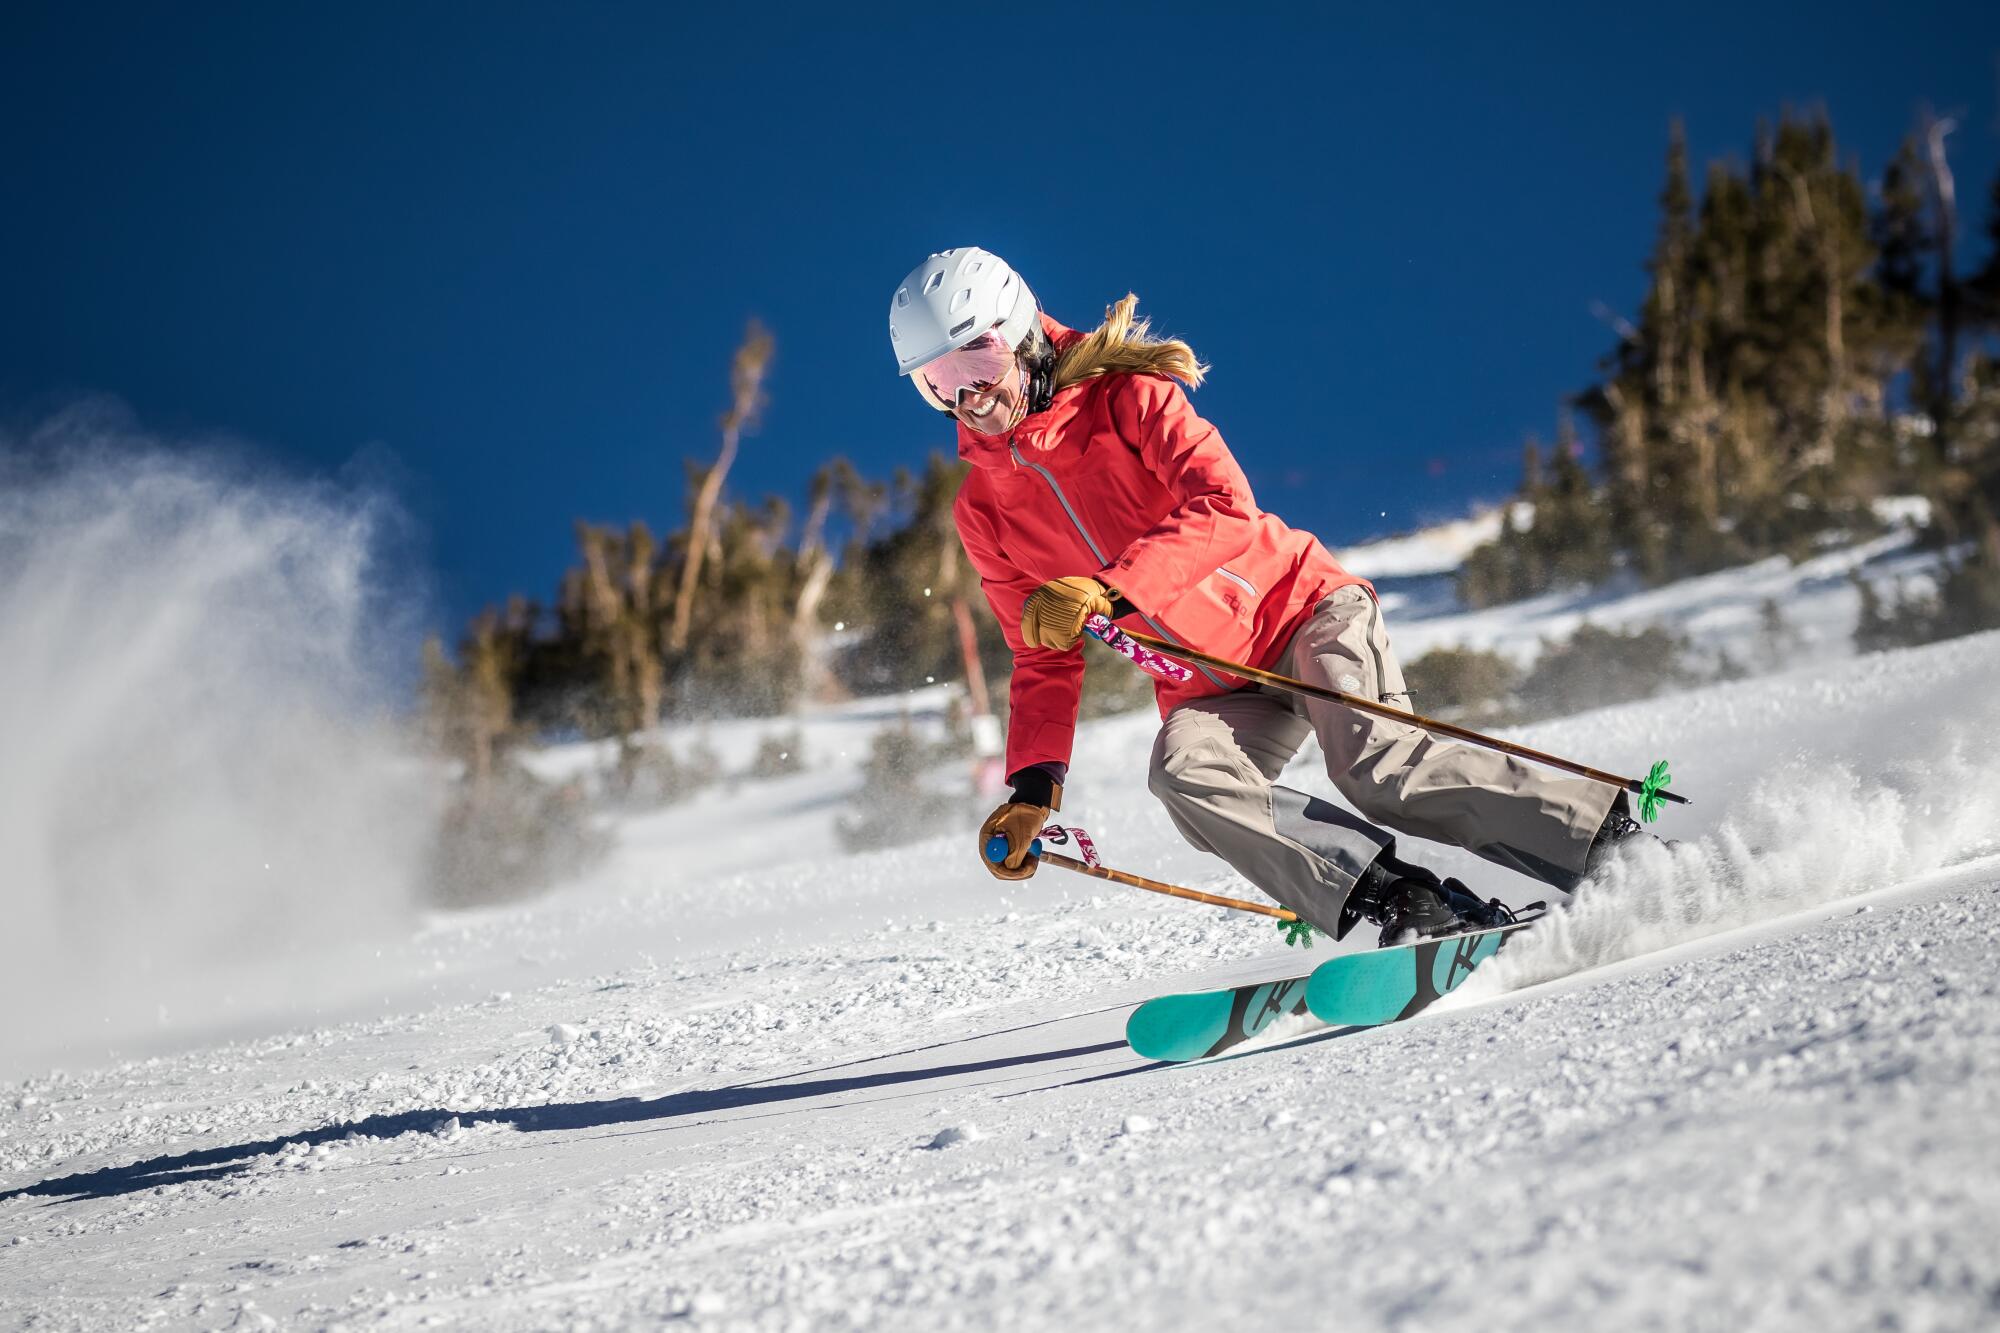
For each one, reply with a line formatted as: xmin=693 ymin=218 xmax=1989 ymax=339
xmin=912 ymin=329 xmax=1019 ymax=414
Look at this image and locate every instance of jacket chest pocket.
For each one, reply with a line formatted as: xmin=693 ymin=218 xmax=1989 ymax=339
xmin=1161 ymin=565 xmax=1258 ymax=628
xmin=1214 ymin=565 xmax=1258 ymax=603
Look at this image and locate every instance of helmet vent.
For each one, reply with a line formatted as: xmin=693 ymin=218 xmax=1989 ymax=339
xmin=888 ymin=246 xmax=1036 ymax=374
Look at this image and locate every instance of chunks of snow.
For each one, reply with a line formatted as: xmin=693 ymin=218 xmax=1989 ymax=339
xmin=922 ymin=1124 xmax=985 ymax=1150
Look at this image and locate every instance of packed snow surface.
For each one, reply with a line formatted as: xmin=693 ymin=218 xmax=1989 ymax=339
xmin=6 ymin=583 xmax=2000 ymax=1329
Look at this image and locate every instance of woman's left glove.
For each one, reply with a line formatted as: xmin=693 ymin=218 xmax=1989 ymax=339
xmin=1020 ymin=576 xmax=1115 ymax=651
xmin=978 ymin=801 xmax=1049 ymax=880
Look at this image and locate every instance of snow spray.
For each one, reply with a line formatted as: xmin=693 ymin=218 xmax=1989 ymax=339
xmin=0 ymin=409 xmax=437 ymax=1076
xmin=1454 ymin=634 xmax=2000 ymax=1000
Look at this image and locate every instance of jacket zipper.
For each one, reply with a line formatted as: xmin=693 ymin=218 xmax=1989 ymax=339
xmin=1009 ymin=443 xmax=1227 ymax=689
xmin=1215 ymin=566 xmax=1257 ymax=597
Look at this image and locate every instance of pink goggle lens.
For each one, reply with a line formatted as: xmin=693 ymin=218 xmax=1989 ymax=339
xmin=914 ymin=330 xmax=1016 ymax=413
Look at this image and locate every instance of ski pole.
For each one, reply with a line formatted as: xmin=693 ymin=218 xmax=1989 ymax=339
xmin=984 ymin=836 xmax=1317 ymax=945
xmin=1095 ymin=623 xmax=1688 ymax=820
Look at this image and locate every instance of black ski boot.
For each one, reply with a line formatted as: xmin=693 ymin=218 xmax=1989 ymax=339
xmin=1339 ymin=854 xmax=1524 ymax=947
xmin=1580 ymin=793 xmax=1665 ymax=883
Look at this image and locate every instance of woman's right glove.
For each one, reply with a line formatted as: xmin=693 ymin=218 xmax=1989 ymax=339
xmin=1020 ymin=576 xmax=1115 ymax=652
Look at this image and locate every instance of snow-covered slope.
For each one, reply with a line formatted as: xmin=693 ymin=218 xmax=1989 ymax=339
xmin=6 ymin=586 xmax=1999 ymax=1330
xmin=1 ymin=496 xmax=1933 ymax=1077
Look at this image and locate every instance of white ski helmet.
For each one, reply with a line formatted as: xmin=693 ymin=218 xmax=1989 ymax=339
xmin=888 ymin=247 xmax=1039 ymax=376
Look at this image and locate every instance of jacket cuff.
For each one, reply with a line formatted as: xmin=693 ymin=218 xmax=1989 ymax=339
xmin=1007 ymin=763 xmax=1066 ymax=810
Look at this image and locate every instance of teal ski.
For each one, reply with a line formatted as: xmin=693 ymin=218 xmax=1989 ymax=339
xmin=1125 ymin=972 xmax=1315 ymax=1063
xmin=1127 ymin=915 xmax=1545 ymax=1062
xmin=1303 ymin=916 xmax=1540 ymax=1027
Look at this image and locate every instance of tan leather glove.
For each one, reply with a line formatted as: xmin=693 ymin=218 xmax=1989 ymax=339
xmin=1020 ymin=576 xmax=1115 ymax=652
xmin=978 ymin=784 xmax=1061 ymax=881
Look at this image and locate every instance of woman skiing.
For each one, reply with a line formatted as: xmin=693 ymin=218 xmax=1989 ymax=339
xmin=888 ymin=247 xmax=1639 ymax=942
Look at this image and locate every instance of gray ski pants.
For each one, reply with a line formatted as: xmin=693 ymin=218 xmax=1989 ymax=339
xmin=1147 ymin=585 xmax=1617 ymax=935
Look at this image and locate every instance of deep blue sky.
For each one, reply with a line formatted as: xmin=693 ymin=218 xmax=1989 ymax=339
xmin=4 ymin=3 xmax=1996 ymax=636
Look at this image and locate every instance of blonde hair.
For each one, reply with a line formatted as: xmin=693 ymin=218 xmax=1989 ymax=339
xmin=1051 ymin=294 xmax=1208 ymax=395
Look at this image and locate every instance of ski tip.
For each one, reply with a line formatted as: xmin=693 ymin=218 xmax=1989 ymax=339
xmin=1124 ymin=994 xmax=1231 ymax=1064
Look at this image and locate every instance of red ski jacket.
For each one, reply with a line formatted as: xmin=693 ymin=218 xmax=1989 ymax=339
xmin=953 ymin=315 xmax=1370 ymax=777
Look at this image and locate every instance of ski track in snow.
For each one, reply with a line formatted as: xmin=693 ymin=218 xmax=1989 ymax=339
xmin=6 ymin=571 xmax=2000 ymax=1325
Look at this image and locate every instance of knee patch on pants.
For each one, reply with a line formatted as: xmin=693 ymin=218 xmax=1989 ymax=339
xmin=1148 ymin=717 xmax=1258 ymax=808
xmin=1149 ymin=737 xmax=1224 ymax=806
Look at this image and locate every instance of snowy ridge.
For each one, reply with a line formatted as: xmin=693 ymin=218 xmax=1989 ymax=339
xmin=1341 ymin=513 xmax=1942 ymax=678
xmin=1334 ymin=506 xmax=1514 ymax=578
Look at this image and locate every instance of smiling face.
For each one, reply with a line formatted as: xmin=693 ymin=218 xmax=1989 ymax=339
xmin=914 ymin=329 xmax=1029 ymax=436
xmin=947 ymin=358 xmax=1028 ymax=436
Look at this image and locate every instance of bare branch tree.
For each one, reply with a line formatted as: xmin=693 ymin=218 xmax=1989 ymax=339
xmin=670 ymin=321 xmax=774 ymax=654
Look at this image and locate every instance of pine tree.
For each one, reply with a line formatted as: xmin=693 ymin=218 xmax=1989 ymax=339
xmin=568 ymin=521 xmax=668 ymax=783
xmin=1689 ymin=161 xmax=1759 ymax=536
xmin=1874 ymin=138 xmax=1931 ymax=314
xmin=1489 ymin=106 xmax=1946 ymax=593
xmin=1539 ymin=412 xmax=1614 ymax=585
xmin=1648 ymin=119 xmax=1696 ymax=410
xmin=1969 ymin=167 xmax=2000 ymax=325
xmin=1924 ymin=117 xmax=1962 ymax=457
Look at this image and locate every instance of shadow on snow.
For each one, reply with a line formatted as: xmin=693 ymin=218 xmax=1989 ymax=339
xmin=2 ymin=1038 xmax=1125 ymax=1206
